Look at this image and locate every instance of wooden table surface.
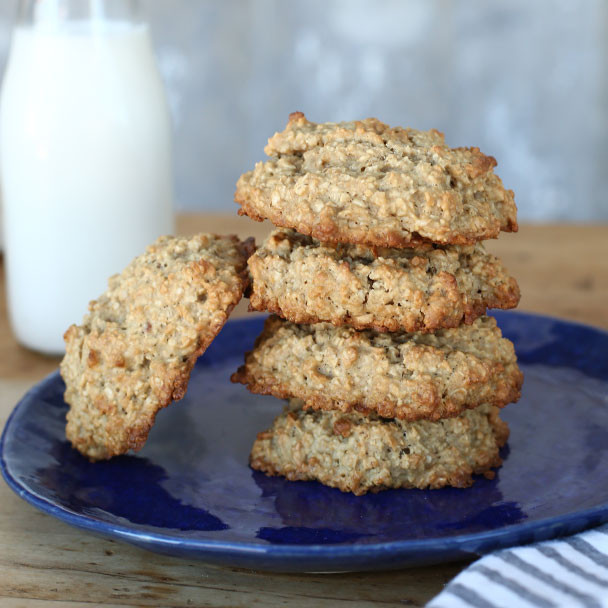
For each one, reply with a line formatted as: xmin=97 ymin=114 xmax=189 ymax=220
xmin=0 ymin=215 xmax=606 ymax=608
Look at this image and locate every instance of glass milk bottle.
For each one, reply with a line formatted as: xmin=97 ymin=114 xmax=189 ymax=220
xmin=0 ymin=0 xmax=175 ymax=354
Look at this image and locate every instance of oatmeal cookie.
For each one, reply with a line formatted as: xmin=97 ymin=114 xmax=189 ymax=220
xmin=250 ymin=401 xmax=508 ymax=495
xmin=61 ymin=233 xmax=254 ymax=460
xmin=248 ymin=228 xmax=520 ymax=332
xmin=232 ymin=315 xmax=522 ymax=421
xmin=236 ymin=112 xmax=517 ymax=248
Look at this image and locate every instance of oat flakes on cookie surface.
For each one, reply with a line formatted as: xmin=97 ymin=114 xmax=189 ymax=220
xmin=250 ymin=400 xmax=509 ymax=495
xmin=248 ymin=228 xmax=520 ymax=332
xmin=235 ymin=112 xmax=518 ymax=248
xmin=61 ymin=233 xmax=254 ymax=461
xmin=232 ymin=315 xmax=522 ymax=422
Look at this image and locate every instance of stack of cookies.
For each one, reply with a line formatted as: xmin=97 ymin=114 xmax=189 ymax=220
xmin=232 ymin=112 xmax=523 ymax=495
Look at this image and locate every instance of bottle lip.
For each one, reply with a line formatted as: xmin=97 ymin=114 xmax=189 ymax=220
xmin=16 ymin=0 xmax=141 ymax=27
xmin=16 ymin=21 xmax=148 ymax=36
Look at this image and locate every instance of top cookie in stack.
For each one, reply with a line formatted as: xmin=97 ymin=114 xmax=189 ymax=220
xmin=233 ymin=113 xmax=522 ymax=495
xmin=236 ymin=111 xmax=517 ymax=249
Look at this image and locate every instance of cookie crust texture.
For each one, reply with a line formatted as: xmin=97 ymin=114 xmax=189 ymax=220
xmin=248 ymin=228 xmax=520 ymax=332
xmin=250 ymin=401 xmax=509 ymax=495
xmin=61 ymin=234 xmax=254 ymax=460
xmin=236 ymin=112 xmax=518 ymax=248
xmin=232 ymin=315 xmax=522 ymax=421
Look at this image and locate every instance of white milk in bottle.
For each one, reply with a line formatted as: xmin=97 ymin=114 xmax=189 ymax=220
xmin=0 ymin=3 xmax=175 ymax=354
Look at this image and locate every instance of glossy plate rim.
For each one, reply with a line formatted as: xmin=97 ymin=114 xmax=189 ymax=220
xmin=2 ymin=311 xmax=608 ymax=571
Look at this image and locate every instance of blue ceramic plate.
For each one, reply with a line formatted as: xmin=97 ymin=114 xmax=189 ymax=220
xmin=2 ymin=312 xmax=608 ymax=572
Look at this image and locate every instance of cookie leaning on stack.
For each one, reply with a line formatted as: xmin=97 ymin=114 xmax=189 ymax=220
xmin=61 ymin=234 xmax=254 ymax=461
xmin=232 ymin=112 xmax=523 ymax=494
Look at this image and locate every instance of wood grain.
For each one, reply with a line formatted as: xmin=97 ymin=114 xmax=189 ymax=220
xmin=0 ymin=216 xmax=606 ymax=607
xmin=0 ymin=499 xmax=465 ymax=607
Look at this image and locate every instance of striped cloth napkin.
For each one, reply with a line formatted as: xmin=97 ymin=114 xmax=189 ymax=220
xmin=428 ymin=524 xmax=608 ymax=607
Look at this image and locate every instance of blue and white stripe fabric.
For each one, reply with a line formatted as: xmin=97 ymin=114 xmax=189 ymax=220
xmin=429 ymin=524 xmax=608 ymax=607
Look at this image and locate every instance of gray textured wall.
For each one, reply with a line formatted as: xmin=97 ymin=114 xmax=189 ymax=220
xmin=1 ymin=0 xmax=606 ymax=220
